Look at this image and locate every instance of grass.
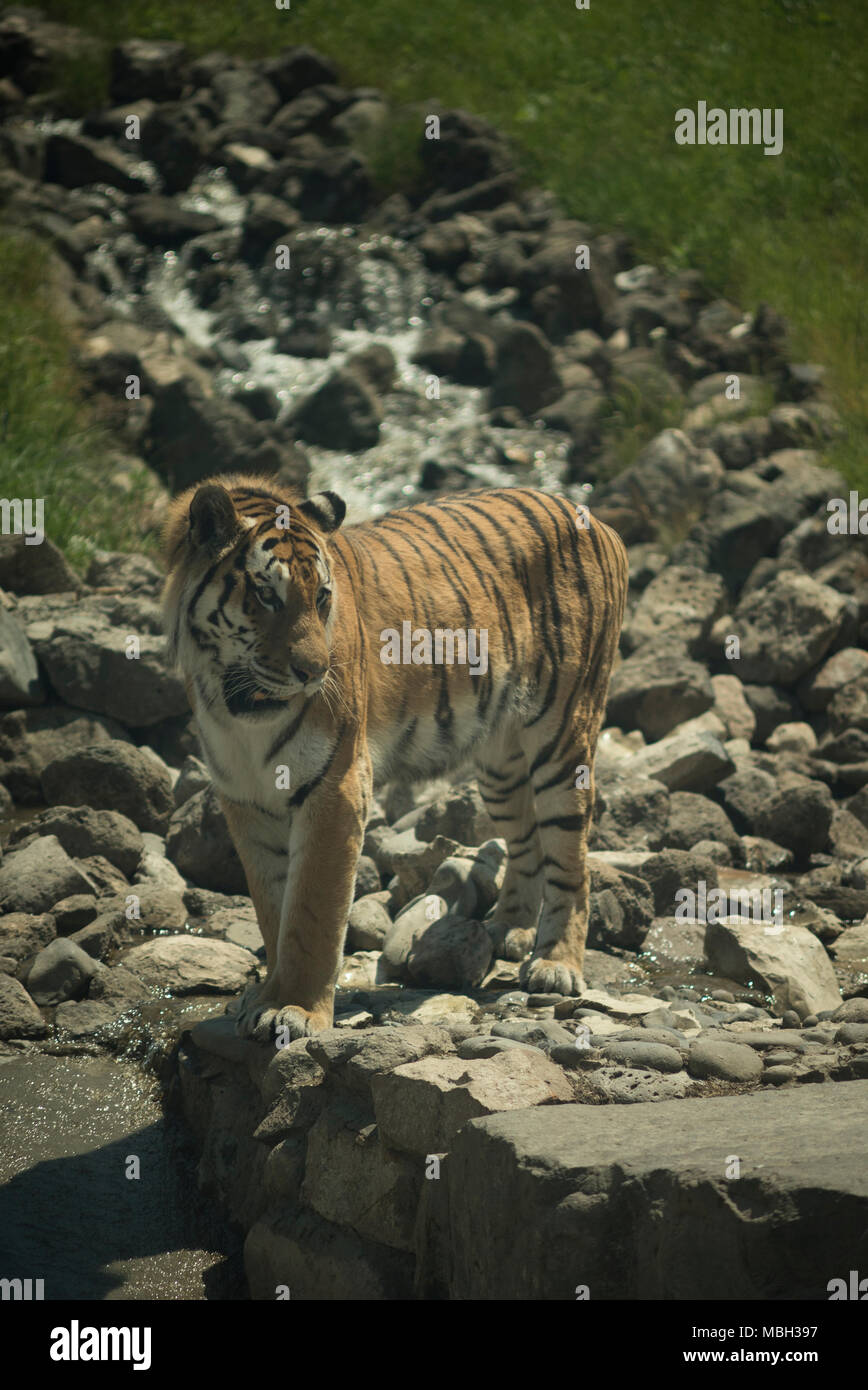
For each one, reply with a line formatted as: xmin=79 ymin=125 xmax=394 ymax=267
xmin=0 ymin=233 xmax=162 ymax=565
xmin=4 ymin=0 xmax=866 ymax=556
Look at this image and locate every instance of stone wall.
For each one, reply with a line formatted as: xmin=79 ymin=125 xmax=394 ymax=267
xmin=173 ymin=1015 xmax=868 ymax=1300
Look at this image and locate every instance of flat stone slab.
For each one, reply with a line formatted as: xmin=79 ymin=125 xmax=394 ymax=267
xmin=440 ymin=1081 xmax=868 ymax=1299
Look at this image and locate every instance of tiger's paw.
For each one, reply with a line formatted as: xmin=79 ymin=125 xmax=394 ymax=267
xmin=250 ymin=1003 xmax=331 ymax=1046
xmin=502 ymin=926 xmax=537 ymax=961
xmin=521 ymin=957 xmax=585 ymax=997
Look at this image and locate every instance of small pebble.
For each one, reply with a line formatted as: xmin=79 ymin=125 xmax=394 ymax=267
xmin=763 ymin=1065 xmax=797 ymax=1085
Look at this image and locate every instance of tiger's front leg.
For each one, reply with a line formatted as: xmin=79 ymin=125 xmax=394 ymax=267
xmin=243 ymin=771 xmax=368 ymax=1044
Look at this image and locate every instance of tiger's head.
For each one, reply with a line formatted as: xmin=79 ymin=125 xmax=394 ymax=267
xmin=162 ymin=475 xmax=346 ymax=721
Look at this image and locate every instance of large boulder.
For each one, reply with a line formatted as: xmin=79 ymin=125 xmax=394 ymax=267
xmin=40 ymin=742 xmax=174 ymax=835
xmin=166 ymin=786 xmax=247 ymax=894
xmin=9 ymin=806 xmax=143 ymax=878
xmin=716 ymin=573 xmax=854 ymax=687
xmin=0 ymin=836 xmax=95 ymax=915
xmin=704 ymin=918 xmax=841 ymax=1018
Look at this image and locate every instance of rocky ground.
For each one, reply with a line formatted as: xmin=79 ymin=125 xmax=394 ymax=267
xmin=1 ymin=8 xmax=868 ymax=1297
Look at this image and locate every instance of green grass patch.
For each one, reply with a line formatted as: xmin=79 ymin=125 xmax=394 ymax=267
xmin=0 ymin=233 xmax=161 ymax=567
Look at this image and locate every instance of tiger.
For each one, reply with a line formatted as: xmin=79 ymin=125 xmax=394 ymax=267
xmin=162 ymin=475 xmax=628 ymax=1042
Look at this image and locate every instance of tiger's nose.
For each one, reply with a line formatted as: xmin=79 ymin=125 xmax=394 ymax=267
xmin=291 ymin=661 xmax=326 ymax=685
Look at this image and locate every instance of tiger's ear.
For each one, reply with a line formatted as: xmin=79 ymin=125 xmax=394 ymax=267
xmin=189 ymin=483 xmax=239 ymax=553
xmin=299 ymin=491 xmax=346 ymax=534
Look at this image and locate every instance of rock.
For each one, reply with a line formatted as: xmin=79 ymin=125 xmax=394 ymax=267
xmin=766 ymin=722 xmax=817 ymax=755
xmin=0 ymin=606 xmax=43 ymax=707
xmin=301 ymin=1102 xmax=418 ymax=1252
xmin=687 ymin=1038 xmax=763 ymax=1082
xmin=587 ymin=861 xmax=654 ymax=950
xmin=346 ymin=896 xmax=391 ymax=952
xmin=166 ymin=786 xmax=247 ymax=894
xmin=44 ymin=132 xmax=147 ymax=193
xmin=640 ymin=917 xmax=708 ymax=971
xmin=371 ymin=1048 xmax=574 ymax=1155
xmin=800 ymin=648 xmax=868 ymax=713
xmin=48 ymin=895 xmax=98 ymax=933
xmin=636 ymin=849 xmax=719 ymax=918
xmin=0 ymin=836 xmax=95 ymax=915
xmin=490 ymin=1018 xmax=575 ymax=1051
xmin=109 ymin=39 xmax=188 ymax=103
xmin=710 ymin=674 xmax=756 ymax=743
xmin=8 ymin=806 xmax=143 ymax=877
xmin=413 ymin=783 xmax=494 ymax=846
xmin=26 ymin=937 xmax=98 ymax=1005
xmin=754 ymin=782 xmax=834 ymax=862
xmin=122 ymin=934 xmax=258 ymax=994
xmin=263 ymin=47 xmax=338 ymax=102
xmin=705 ymin=919 xmax=841 ymax=1019
xmin=601 ymin=1039 xmax=685 ymax=1073
xmin=290 ymin=367 xmax=382 ymax=451
xmin=53 ymin=999 xmax=116 ymax=1038
xmin=622 ymin=566 xmax=726 ymax=655
xmin=606 ymin=647 xmax=714 ymax=742
xmin=0 ymin=532 xmax=81 ymax=595
xmin=665 ymin=792 xmax=741 ymax=859
xmin=489 ymin=321 xmax=562 ymax=415
xmin=212 ymin=68 xmax=281 ymax=125
xmin=437 ymin=1083 xmax=868 ymax=1297
xmin=139 ymin=100 xmax=209 ymax=193
xmin=594 ymin=430 xmax=723 ymax=543
xmin=28 ymin=612 xmax=188 ymax=726
xmin=831 ymin=920 xmax=868 ymax=973
xmin=720 ymin=574 xmax=854 ymax=687
xmin=88 ymin=962 xmax=153 ymax=1008
xmin=631 ymin=729 xmax=734 ymax=793
xmin=41 ymin=743 xmax=174 ymax=835
xmin=0 ymin=910 xmax=56 ymax=971
xmin=592 ymin=774 xmax=669 ymax=850
xmin=0 ymin=973 xmax=47 ymax=1038
xmin=127 ymin=194 xmax=221 ymax=247
xmin=173 ymin=755 xmax=210 ymax=809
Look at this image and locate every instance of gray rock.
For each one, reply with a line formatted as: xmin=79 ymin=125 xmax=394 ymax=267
xmin=705 ymin=919 xmax=841 ymax=1018
xmin=291 ymin=367 xmax=382 ymax=451
xmin=640 ymin=917 xmax=708 ymax=971
xmin=166 ymin=785 xmax=247 ymax=893
xmin=44 ymin=130 xmax=148 ymax=192
xmin=0 ymin=911 xmax=56 ymax=969
xmin=346 ymin=895 xmax=391 ymax=952
xmin=720 ymin=573 xmax=854 ymax=687
xmin=754 ymin=781 xmax=834 ymax=862
xmin=0 ymin=973 xmax=47 ymax=1038
xmin=592 ymin=774 xmax=669 ymax=850
xmin=8 ymin=805 xmax=144 ymax=877
xmin=631 ymin=729 xmax=734 ymax=793
xmin=353 ymin=855 xmax=381 ymax=900
xmin=0 ymin=835 xmax=95 ymax=915
xmin=26 ymin=936 xmax=98 ymax=1004
xmin=30 ymin=611 xmax=188 ymax=726
xmin=109 ymin=38 xmax=188 ymax=103
xmin=0 ymin=606 xmax=43 ymax=707
xmin=41 ymin=742 xmax=174 ymax=834
xmin=622 ymin=566 xmax=726 ymax=656
xmin=602 ymin=1039 xmax=684 ymax=1073
xmin=489 ymin=321 xmax=562 ymax=415
xmin=490 ymin=1018 xmax=575 ymax=1050
xmin=587 ymin=860 xmax=655 ymax=950
xmin=413 ymin=782 xmax=494 ymax=846
xmin=48 ymin=895 xmax=97 ymax=933
xmin=127 ymin=194 xmax=221 ymax=247
xmin=437 ymin=1083 xmax=868 ymax=1297
xmin=606 ymin=648 xmax=714 ymax=742
xmin=636 ymin=848 xmax=719 ymax=917
xmin=88 ymin=962 xmax=154 ymax=1008
xmin=687 ymin=1038 xmax=763 ymax=1082
xmin=173 ymin=755 xmax=210 ymax=809
xmin=406 ymin=916 xmax=493 ymax=989
xmin=665 ymin=791 xmax=741 ymax=859
xmin=54 ymin=999 xmax=116 ymax=1038
xmin=122 ymin=934 xmax=258 ymax=994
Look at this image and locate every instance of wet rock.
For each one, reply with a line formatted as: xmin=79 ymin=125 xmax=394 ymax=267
xmin=123 ymin=934 xmax=257 ymax=994
xmin=44 ymin=131 xmax=147 ymax=193
xmin=53 ymin=999 xmax=116 ymax=1038
xmin=41 ymin=742 xmax=174 ymax=835
xmin=0 ymin=836 xmax=95 ymax=915
xmin=831 ymin=920 xmax=868 ymax=974
xmin=127 ymin=195 xmax=221 ymax=247
xmin=705 ymin=919 xmax=841 ymax=1019
xmin=0 ymin=973 xmax=47 ymax=1038
xmin=640 ymin=917 xmax=708 ymax=972
xmin=687 ymin=1038 xmax=763 ymax=1083
xmin=290 ymin=367 xmax=382 ymax=451
xmin=9 ymin=806 xmax=143 ymax=878
xmin=88 ymin=962 xmax=153 ymax=1008
xmin=139 ymin=101 xmax=209 ymax=193
xmin=26 ymin=936 xmax=97 ymax=1005
xmin=167 ymin=786 xmax=247 ymax=895
xmin=69 ymin=910 xmax=118 ymax=961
